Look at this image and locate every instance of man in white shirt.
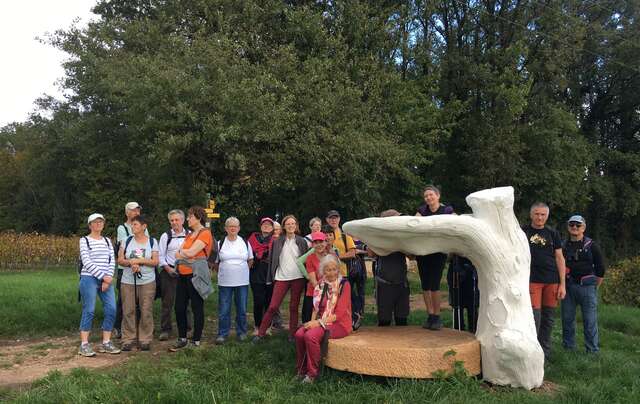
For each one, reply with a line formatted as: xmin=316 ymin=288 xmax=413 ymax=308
xmin=157 ymin=209 xmax=190 ymax=341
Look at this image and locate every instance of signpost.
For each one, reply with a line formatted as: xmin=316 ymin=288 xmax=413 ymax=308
xmin=205 ymin=193 xmax=220 ymax=227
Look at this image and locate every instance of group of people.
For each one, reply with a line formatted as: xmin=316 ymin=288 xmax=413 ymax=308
xmin=76 ymin=185 xmax=606 ymax=383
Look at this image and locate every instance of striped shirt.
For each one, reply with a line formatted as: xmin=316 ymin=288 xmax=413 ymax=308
xmin=79 ymin=236 xmax=115 ymax=280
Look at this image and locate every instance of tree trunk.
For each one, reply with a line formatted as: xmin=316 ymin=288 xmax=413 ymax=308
xmin=343 ymin=186 xmax=544 ymax=389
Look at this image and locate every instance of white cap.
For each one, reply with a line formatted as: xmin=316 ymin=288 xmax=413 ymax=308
xmin=125 ymin=201 xmax=141 ymax=212
xmin=87 ymin=213 xmax=105 ymax=224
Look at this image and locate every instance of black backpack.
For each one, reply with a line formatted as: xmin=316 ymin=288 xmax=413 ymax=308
xmin=78 ymin=236 xmax=112 ymax=274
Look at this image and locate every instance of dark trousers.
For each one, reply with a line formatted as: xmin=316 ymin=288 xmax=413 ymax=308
xmin=160 ymin=269 xmax=191 ymax=332
xmin=250 ymin=282 xmax=273 ymax=329
xmin=114 ymin=268 xmax=123 ymax=331
xmin=175 ymin=275 xmax=204 ymax=341
xmin=301 ymin=295 xmax=314 ymax=323
xmin=350 ymin=273 xmax=366 ymax=321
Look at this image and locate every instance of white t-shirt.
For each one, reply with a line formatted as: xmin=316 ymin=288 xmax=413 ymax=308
xmin=276 ymin=237 xmax=302 ymax=281
xmin=217 ymin=237 xmax=253 ymax=287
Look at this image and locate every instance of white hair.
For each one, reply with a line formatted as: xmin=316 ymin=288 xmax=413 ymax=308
xmin=309 ymin=217 xmax=322 ymax=229
xmin=167 ymin=209 xmax=185 ymax=220
xmin=225 ymin=216 xmax=240 ymax=227
xmin=318 ymin=254 xmax=340 ymax=277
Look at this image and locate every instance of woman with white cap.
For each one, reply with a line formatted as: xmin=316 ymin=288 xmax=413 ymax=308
xmin=78 ymin=213 xmax=120 ymax=357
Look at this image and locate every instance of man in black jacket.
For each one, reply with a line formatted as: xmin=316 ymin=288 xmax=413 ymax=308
xmin=561 ymin=215 xmax=606 ymax=353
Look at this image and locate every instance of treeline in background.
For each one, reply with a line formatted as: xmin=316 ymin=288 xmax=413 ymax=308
xmin=0 ymin=0 xmax=638 ymax=262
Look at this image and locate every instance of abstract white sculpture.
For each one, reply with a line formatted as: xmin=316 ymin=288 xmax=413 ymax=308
xmin=343 ymin=186 xmax=544 ymax=389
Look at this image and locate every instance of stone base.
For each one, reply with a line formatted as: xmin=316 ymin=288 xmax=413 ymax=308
xmin=325 ymin=326 xmax=481 ymax=378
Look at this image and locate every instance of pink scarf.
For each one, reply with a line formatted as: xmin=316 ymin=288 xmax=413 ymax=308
xmin=312 ymin=275 xmax=343 ymax=324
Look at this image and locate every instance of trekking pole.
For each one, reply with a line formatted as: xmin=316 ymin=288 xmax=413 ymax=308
xmin=455 ymin=271 xmax=462 ymax=331
xmin=134 ymin=270 xmax=141 ymax=348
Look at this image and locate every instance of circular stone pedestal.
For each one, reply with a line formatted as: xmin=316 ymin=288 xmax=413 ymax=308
xmin=325 ymin=326 xmax=481 ymax=378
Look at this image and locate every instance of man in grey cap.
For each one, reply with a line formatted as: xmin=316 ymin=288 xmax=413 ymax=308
xmin=113 ymin=201 xmax=149 ymax=338
xmin=561 ymin=215 xmax=606 ymax=353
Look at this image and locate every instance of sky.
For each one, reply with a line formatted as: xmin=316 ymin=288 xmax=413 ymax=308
xmin=0 ymin=1 xmax=97 ymax=127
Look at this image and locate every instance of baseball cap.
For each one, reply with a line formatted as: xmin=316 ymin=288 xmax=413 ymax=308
xmin=125 ymin=201 xmax=141 ymax=211
xmin=87 ymin=213 xmax=105 ymax=224
xmin=260 ymin=217 xmax=274 ymax=225
xmin=326 ymin=210 xmax=340 ymax=218
xmin=568 ymin=215 xmax=585 ymax=224
xmin=311 ymin=231 xmax=327 ymax=242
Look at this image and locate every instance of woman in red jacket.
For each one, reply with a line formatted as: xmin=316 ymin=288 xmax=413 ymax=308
xmin=294 ymin=254 xmax=352 ymax=383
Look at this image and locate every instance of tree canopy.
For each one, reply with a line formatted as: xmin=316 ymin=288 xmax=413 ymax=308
xmin=1 ymin=0 xmax=638 ymax=260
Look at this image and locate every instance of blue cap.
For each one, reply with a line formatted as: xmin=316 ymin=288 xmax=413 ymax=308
xmin=568 ymin=215 xmax=585 ymax=224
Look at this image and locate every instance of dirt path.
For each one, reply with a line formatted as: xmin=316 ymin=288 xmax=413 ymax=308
xmin=0 ymin=335 xmax=178 ymax=389
xmin=0 ymin=291 xmax=451 ymax=389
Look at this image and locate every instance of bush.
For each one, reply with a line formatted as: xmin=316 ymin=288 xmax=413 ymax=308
xmin=0 ymin=231 xmax=79 ymax=270
xmin=601 ymin=256 xmax=640 ymax=308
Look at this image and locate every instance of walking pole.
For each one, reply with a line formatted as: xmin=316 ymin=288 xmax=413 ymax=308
xmin=134 ymin=270 xmax=141 ymax=348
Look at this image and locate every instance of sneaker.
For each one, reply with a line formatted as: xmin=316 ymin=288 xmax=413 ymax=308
xmin=429 ymin=316 xmax=443 ymax=330
xmin=422 ymin=315 xmax=434 ymax=329
xmin=158 ymin=331 xmax=170 ymax=341
xmin=121 ymin=343 xmax=133 ymax=352
xmin=237 ymin=334 xmax=248 ymax=342
xmin=140 ymin=343 xmax=151 ymax=351
xmin=353 ymin=313 xmax=362 ymax=331
xmin=191 ymin=340 xmax=201 ymax=347
xmin=99 ymin=341 xmax=121 ymax=354
xmin=78 ymin=343 xmax=96 ymax=357
xmin=301 ymin=375 xmax=315 ymax=384
xmin=251 ymin=335 xmax=263 ymax=344
xmin=169 ymin=339 xmax=188 ymax=352
xmin=215 ymin=336 xmax=226 ymax=345
xmin=112 ymin=328 xmax=121 ymax=339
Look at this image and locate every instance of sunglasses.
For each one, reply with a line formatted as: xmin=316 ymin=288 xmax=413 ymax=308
xmin=568 ymin=222 xmax=583 ymax=228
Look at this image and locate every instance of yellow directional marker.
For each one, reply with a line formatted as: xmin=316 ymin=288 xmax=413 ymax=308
xmin=205 ymin=208 xmax=214 ymax=214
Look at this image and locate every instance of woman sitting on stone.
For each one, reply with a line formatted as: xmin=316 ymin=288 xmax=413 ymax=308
xmin=294 ymin=254 xmax=352 ymax=383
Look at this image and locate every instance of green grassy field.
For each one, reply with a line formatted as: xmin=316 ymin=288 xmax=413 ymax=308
xmin=1 ymin=270 xmax=639 ymax=403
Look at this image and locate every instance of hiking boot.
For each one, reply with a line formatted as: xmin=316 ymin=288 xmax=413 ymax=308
xmin=422 ymin=315 xmax=434 ymax=329
xmin=429 ymin=316 xmax=443 ymax=330
xmin=237 ymin=334 xmax=248 ymax=342
xmin=99 ymin=341 xmax=121 ymax=354
xmin=158 ymin=331 xmax=170 ymax=341
xmin=191 ymin=340 xmax=201 ymax=348
xmin=215 ymin=336 xmax=226 ymax=345
xmin=121 ymin=343 xmax=133 ymax=352
xmin=78 ymin=343 xmax=96 ymax=357
xmin=140 ymin=343 xmax=151 ymax=351
xmin=169 ymin=339 xmax=188 ymax=352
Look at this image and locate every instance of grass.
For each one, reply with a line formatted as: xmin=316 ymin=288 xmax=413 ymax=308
xmin=1 ymin=269 xmax=640 ymax=403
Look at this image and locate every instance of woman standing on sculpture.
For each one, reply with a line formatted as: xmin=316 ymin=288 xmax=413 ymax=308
xmin=415 ymin=185 xmax=454 ymax=330
xmin=295 ymin=254 xmax=352 ymax=383
xmin=253 ymin=215 xmax=309 ymax=342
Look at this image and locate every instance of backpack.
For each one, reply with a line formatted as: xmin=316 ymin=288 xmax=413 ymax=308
xmin=341 ymin=232 xmax=365 ymax=281
xmin=217 ymin=236 xmax=250 ymax=262
xmin=562 ymin=236 xmax=593 ymax=263
xmin=77 ymin=236 xmax=112 ymax=302
xmin=164 ymin=229 xmax=189 ymax=252
xmin=123 ymin=235 xmax=162 ymax=298
xmin=78 ymin=236 xmax=112 ymax=274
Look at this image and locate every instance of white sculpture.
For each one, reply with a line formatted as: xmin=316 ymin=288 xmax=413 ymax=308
xmin=343 ymin=186 xmax=544 ymax=389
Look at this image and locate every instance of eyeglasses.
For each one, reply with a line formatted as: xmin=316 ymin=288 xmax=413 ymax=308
xmin=568 ymin=222 xmax=583 ymax=228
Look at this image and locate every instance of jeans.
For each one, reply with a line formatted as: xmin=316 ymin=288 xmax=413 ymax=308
xmin=218 ymin=285 xmax=249 ymax=337
xmin=79 ymin=275 xmax=116 ymax=332
xmin=562 ymin=277 xmax=599 ymax=352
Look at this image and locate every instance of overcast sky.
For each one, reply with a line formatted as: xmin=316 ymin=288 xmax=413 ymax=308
xmin=0 ymin=1 xmax=96 ymax=127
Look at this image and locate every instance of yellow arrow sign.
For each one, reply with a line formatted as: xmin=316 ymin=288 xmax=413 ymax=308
xmin=205 ymin=208 xmax=214 ymax=214
xmin=207 ymin=213 xmax=220 ymax=218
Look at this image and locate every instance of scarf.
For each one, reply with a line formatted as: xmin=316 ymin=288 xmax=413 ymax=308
xmin=312 ymin=275 xmax=343 ymax=324
xmin=247 ymin=232 xmax=272 ymax=261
